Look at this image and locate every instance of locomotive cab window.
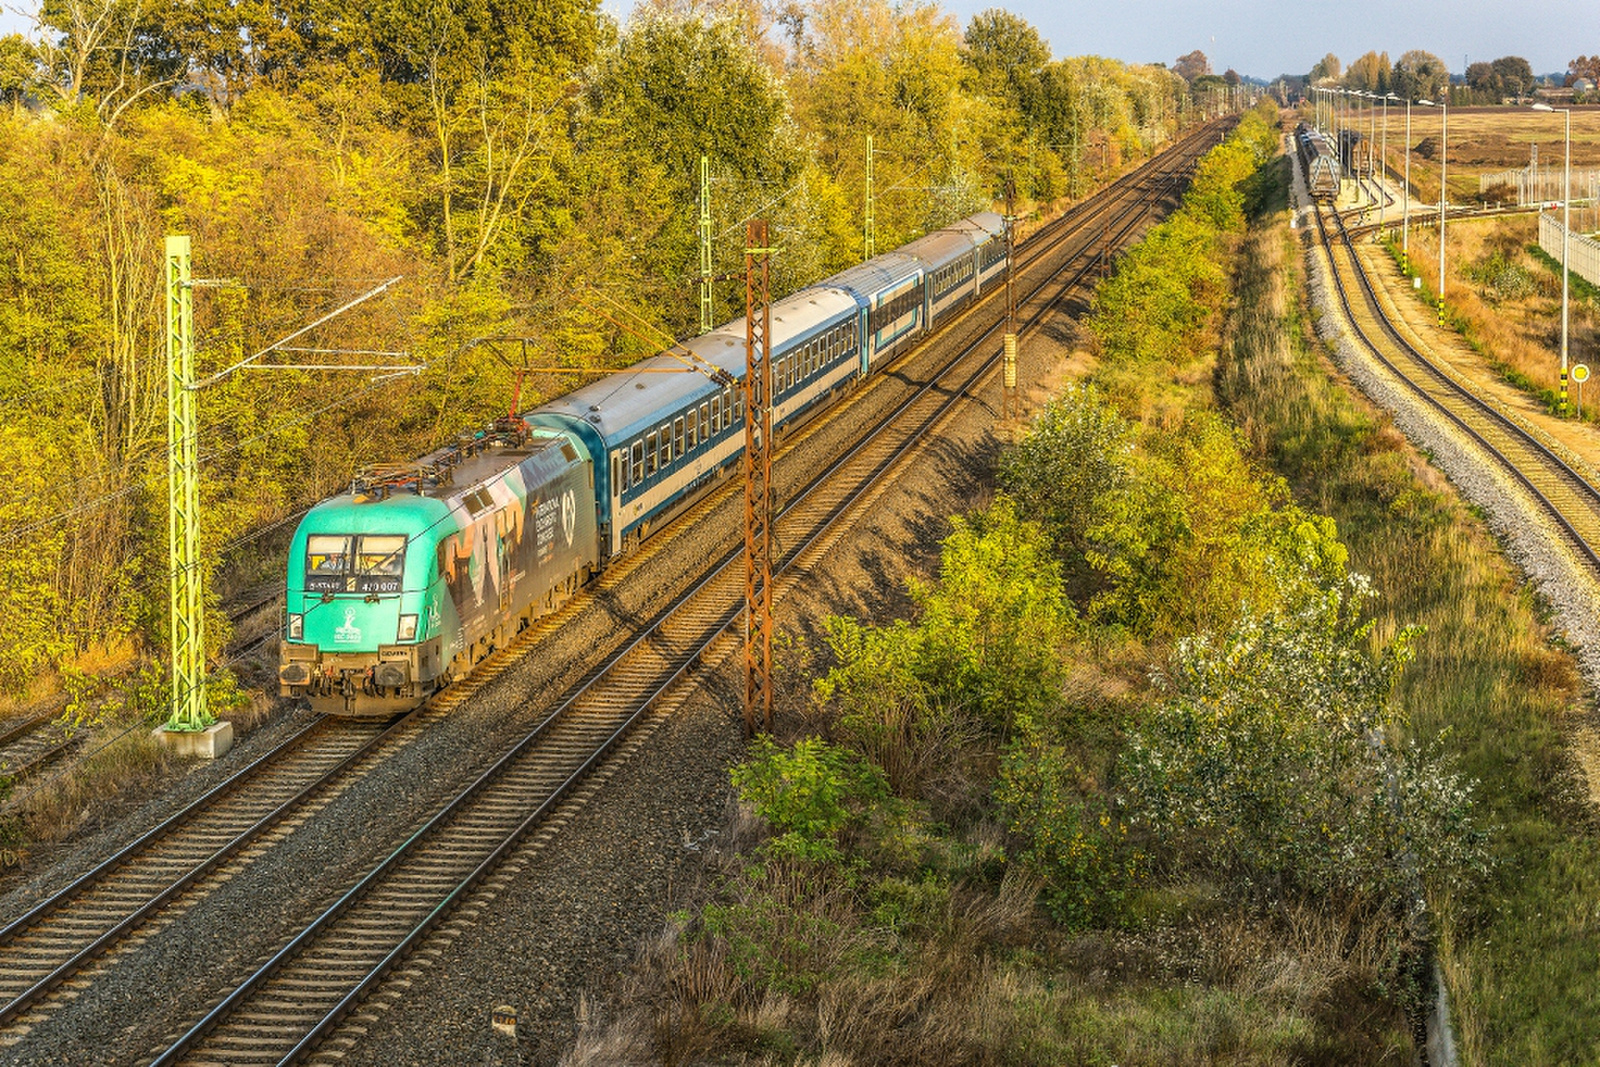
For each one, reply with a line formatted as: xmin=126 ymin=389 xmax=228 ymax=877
xmin=305 ymin=535 xmax=353 ymax=592
xmin=357 ymin=535 xmax=406 ymax=577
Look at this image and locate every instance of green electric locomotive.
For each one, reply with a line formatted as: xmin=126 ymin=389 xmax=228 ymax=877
xmin=278 ymin=421 xmax=599 ymax=716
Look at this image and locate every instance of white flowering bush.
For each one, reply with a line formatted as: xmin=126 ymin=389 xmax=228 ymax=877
xmin=1117 ymin=576 xmax=1487 ymax=909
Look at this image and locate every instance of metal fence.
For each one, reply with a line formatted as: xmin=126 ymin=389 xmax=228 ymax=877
xmin=1479 ymin=166 xmax=1600 ymax=206
xmin=1540 ymin=211 xmax=1600 ymax=287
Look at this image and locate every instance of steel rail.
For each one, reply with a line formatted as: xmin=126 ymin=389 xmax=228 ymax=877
xmin=1313 ymin=202 xmax=1600 ymax=575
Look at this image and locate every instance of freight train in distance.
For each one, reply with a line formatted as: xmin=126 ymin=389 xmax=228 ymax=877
xmin=1296 ymin=122 xmax=1341 ymax=200
xmin=279 ymin=211 xmax=1008 ymax=715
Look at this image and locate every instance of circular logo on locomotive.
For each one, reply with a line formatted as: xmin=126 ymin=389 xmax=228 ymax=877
xmin=561 ymin=489 xmax=576 ymax=546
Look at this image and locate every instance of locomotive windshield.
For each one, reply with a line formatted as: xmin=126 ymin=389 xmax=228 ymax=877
xmin=304 ymin=534 xmax=407 ymax=593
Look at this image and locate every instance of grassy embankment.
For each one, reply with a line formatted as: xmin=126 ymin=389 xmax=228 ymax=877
xmin=1228 ymin=153 xmax=1600 ymax=1065
xmin=564 ymin=108 xmax=1447 ymax=1065
xmin=563 ymin=109 xmax=1597 ymax=1066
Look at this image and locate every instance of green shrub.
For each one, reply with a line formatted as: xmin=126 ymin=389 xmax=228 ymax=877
xmin=732 ymin=735 xmax=889 ymax=863
xmin=996 ymin=734 xmax=1140 ymax=928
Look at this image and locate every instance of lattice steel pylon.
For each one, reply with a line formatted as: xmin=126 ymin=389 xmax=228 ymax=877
xmin=742 ymin=219 xmax=774 ymax=736
xmin=864 ymin=135 xmax=876 ymax=259
xmin=699 ymin=155 xmax=713 ymax=335
xmin=166 ymin=235 xmax=210 ymax=731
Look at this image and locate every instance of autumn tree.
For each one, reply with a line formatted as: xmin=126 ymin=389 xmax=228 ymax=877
xmin=1568 ymin=55 xmax=1600 ymax=84
xmin=790 ymin=0 xmax=985 ymax=253
xmin=1172 ymin=48 xmax=1209 ymax=82
xmin=1308 ymin=51 xmax=1340 ymax=83
xmin=35 ymin=0 xmax=182 ymax=125
xmin=580 ymin=9 xmax=814 ymax=330
xmin=0 ymin=34 xmax=41 ymax=114
xmin=1393 ymin=49 xmax=1448 ymax=101
xmin=1344 ymin=49 xmax=1390 ymax=92
xmin=959 ymin=8 xmax=1050 ymax=119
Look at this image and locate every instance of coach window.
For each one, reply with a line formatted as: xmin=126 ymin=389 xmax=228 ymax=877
xmin=673 ymin=417 xmax=685 ymax=459
xmin=710 ymin=396 xmax=722 ymax=434
xmin=631 ymin=441 xmax=645 ymax=485
xmin=699 ymin=402 xmax=710 ymax=442
xmin=658 ymin=423 xmax=672 ymax=467
xmin=645 ymin=432 xmax=658 ymax=476
xmin=686 ymin=410 xmax=697 ymax=450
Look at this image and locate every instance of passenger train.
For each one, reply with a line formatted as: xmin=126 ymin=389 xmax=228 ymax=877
xmin=279 ymin=211 xmax=1008 ymax=714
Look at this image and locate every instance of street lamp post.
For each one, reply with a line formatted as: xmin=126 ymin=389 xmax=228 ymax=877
xmin=1418 ymin=98 xmax=1447 ymax=324
xmin=1533 ymin=102 xmax=1572 ymax=415
xmin=1403 ymin=95 xmax=1412 ymax=269
xmin=1380 ymin=92 xmax=1395 ymax=240
xmin=1367 ymin=91 xmax=1378 ymax=208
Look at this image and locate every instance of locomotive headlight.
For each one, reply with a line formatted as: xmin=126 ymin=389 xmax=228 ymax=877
xmin=397 ymin=614 xmax=419 ymax=642
xmin=287 ymin=613 xmax=304 ymax=640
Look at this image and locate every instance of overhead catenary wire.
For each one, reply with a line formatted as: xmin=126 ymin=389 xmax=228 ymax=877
xmin=0 ymin=365 xmax=427 ymax=545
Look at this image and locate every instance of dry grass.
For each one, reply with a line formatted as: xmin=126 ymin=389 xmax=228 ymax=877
xmin=1394 ymin=217 xmax=1600 ymax=415
xmin=562 ymin=870 xmax=1410 ymax=1066
xmin=13 ymin=727 xmax=173 ymax=844
xmin=1373 ymin=106 xmax=1600 ymax=204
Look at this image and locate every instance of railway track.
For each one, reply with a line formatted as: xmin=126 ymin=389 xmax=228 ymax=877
xmin=0 ymin=122 xmax=1223 ymax=1063
xmin=1314 ymin=200 xmax=1600 ymax=574
xmin=0 ymin=701 xmax=73 ymax=789
xmin=145 ymin=124 xmax=1224 ymax=1067
xmin=0 ymin=591 xmax=285 ymax=796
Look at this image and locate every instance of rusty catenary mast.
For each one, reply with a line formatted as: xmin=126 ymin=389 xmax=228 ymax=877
xmin=742 ymin=220 xmax=774 ymax=735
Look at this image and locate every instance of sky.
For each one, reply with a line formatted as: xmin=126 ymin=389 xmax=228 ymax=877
xmin=931 ymin=0 xmax=1589 ymax=80
xmin=2 ymin=0 xmax=1587 ymax=82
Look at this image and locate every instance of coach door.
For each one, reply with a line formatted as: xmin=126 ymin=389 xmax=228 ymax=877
xmin=609 ymin=450 xmax=625 ymax=557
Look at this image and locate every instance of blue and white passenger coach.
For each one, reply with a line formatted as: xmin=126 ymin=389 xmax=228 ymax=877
xmin=527 ymin=283 xmax=864 ymax=558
